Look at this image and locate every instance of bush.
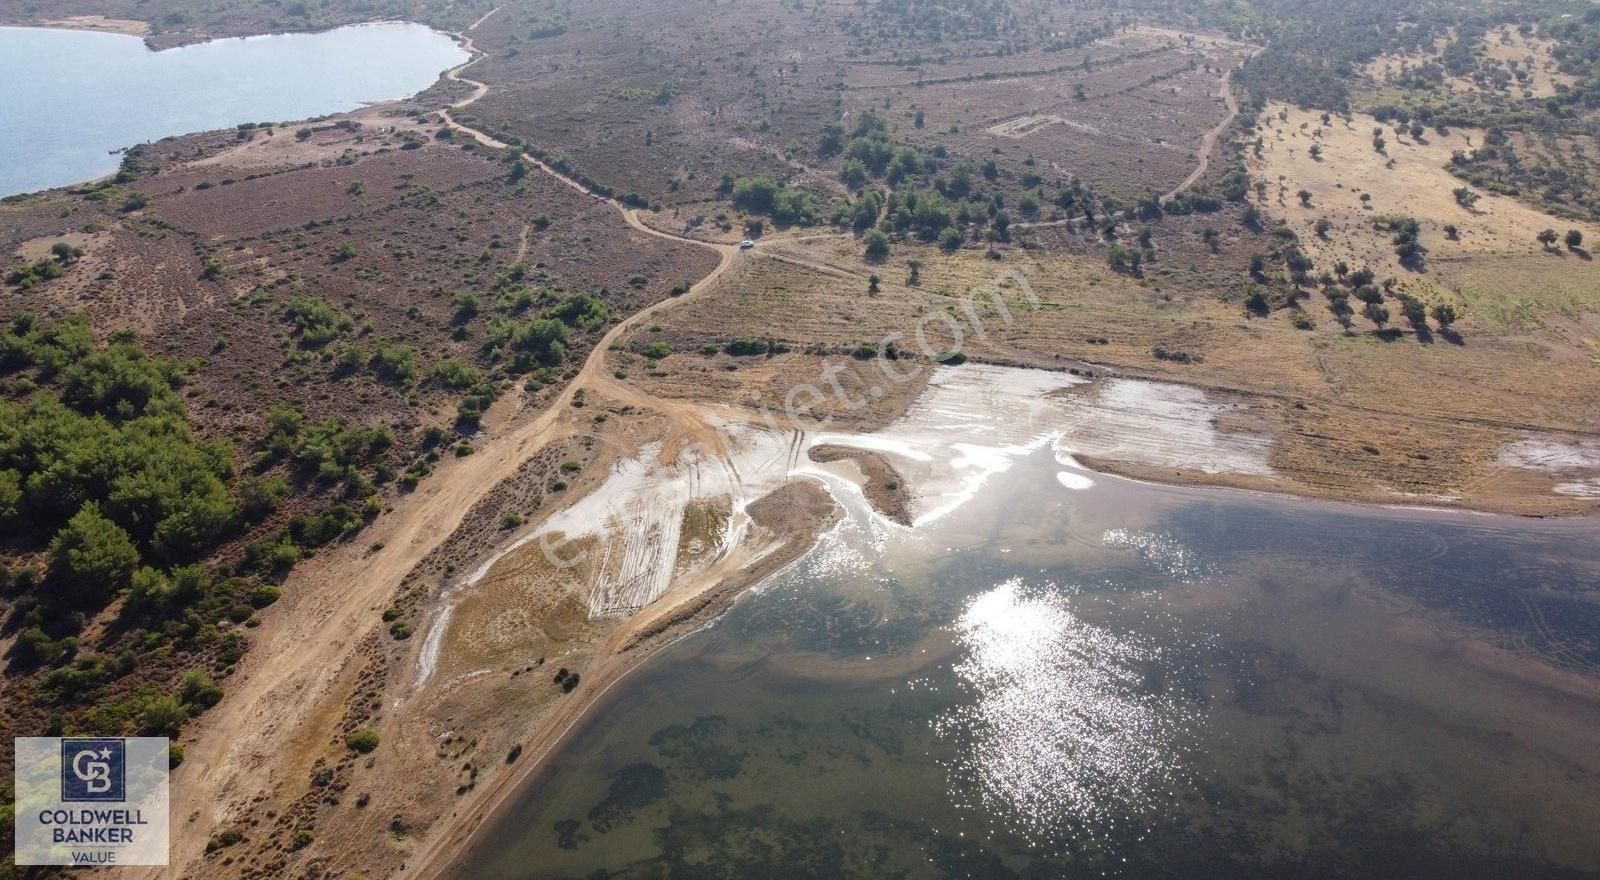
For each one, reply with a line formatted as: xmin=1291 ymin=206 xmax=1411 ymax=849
xmin=284 ymin=297 xmax=351 ymax=348
xmin=180 ymin=668 xmax=223 ymax=709
xmin=345 ymin=728 xmax=381 ymax=754
xmin=139 ymin=694 xmax=188 ymax=735
xmin=429 ymin=358 xmax=479 ymax=389
xmin=248 ymin=584 xmax=282 ymax=608
xmin=368 ymin=344 xmax=416 ymax=384
xmin=863 ymin=229 xmax=890 ymax=261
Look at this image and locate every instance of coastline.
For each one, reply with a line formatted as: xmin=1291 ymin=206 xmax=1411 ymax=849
xmin=0 ymin=19 xmax=471 ymax=201
xmin=9 ymin=6 xmax=1594 ymax=877
xmin=405 ymin=481 xmax=842 ymax=880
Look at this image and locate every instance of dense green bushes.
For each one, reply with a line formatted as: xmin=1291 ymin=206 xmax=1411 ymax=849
xmin=728 ymin=174 xmax=817 ymax=226
xmin=0 ymin=315 xmax=398 ymax=747
xmin=0 ymin=317 xmax=237 ymax=583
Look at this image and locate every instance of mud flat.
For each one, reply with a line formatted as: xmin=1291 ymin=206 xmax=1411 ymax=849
xmin=418 ymin=362 xmax=1288 ymax=698
xmin=1497 ymin=435 xmax=1600 ymax=499
xmin=808 ymin=364 xmax=1280 ymax=525
xmin=402 ymin=360 xmax=1591 ymax=878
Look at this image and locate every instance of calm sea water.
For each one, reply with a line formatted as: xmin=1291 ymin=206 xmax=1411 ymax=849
xmin=455 ymin=448 xmax=1600 ymax=879
xmin=0 ymin=23 xmax=467 ymax=197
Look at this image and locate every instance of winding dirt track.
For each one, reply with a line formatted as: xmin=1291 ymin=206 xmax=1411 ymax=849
xmin=1160 ymin=61 xmax=1247 ymax=204
xmin=145 ymin=12 xmax=741 ymax=876
xmin=153 ymin=19 xmax=1257 ymax=878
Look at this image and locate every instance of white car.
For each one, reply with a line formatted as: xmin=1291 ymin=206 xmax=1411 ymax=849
xmin=739 ymin=238 xmax=755 ymax=249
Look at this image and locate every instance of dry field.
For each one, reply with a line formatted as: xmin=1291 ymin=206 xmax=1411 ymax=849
xmin=1480 ymin=27 xmax=1576 ymax=98
xmin=1248 ymin=102 xmax=1600 ymax=327
xmin=457 ymin=2 xmax=1251 ymax=208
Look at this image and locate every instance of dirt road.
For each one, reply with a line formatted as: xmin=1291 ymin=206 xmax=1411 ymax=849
xmin=1160 ymin=61 xmax=1247 ymax=204
xmin=145 ymin=11 xmax=741 ymax=875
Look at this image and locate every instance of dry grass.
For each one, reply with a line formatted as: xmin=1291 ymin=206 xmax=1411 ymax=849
xmin=1250 ymin=103 xmax=1600 ymax=275
xmin=438 ymin=535 xmax=597 ymax=681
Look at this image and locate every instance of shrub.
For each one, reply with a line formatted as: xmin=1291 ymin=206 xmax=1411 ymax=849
xmin=863 ymin=229 xmax=890 ymax=260
xmin=285 ymin=297 xmax=351 ymax=348
xmin=345 ymin=728 xmax=381 ymax=753
xmin=139 ymin=694 xmax=188 ymax=735
xmin=248 ymin=584 xmax=282 ymax=608
xmin=429 ymin=358 xmax=479 ymax=389
xmin=180 ymin=668 xmax=224 ymax=709
xmin=368 ymin=344 xmax=416 ymax=384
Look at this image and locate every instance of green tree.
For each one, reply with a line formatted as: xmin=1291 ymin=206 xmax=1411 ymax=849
xmin=48 ymin=504 xmax=140 ymax=607
xmin=818 ymin=121 xmax=846 ymax=157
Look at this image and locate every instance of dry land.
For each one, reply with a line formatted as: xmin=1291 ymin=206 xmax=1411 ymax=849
xmin=3 ymin=0 xmax=1599 ymax=878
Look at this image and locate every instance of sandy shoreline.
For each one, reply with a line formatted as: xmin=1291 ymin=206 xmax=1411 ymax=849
xmin=403 ymin=362 xmax=1598 ymax=878
xmin=21 ymin=14 xmax=149 ymax=37
xmin=405 ymin=481 xmax=841 ymax=879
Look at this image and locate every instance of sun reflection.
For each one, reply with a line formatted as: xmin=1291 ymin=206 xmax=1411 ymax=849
xmin=934 ymin=578 xmax=1201 ymax=847
xmin=1103 ymin=527 xmax=1217 ymax=582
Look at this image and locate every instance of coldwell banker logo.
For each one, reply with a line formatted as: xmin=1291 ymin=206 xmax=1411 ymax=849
xmin=61 ymin=738 xmax=126 ymax=802
xmin=14 ymin=736 xmax=169 ymax=866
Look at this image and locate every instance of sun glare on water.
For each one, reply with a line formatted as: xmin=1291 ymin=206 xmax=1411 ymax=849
xmin=934 ymin=578 xmax=1203 ymax=847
